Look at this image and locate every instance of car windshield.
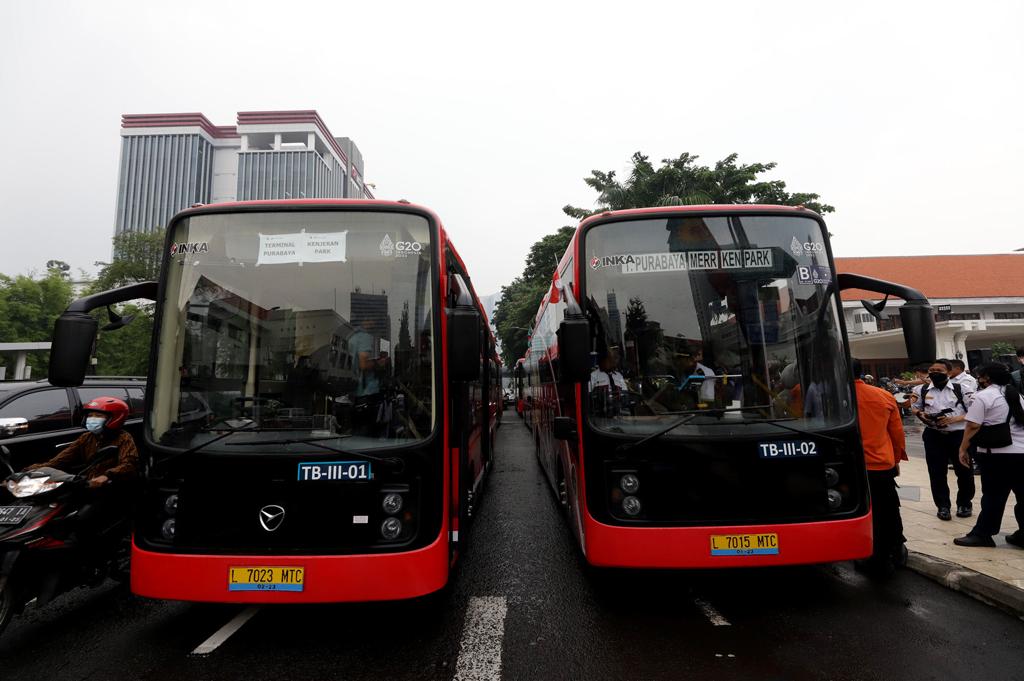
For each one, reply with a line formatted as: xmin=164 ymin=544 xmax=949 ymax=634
xmin=149 ymin=210 xmax=436 ymax=451
xmin=582 ymin=214 xmax=852 ymax=437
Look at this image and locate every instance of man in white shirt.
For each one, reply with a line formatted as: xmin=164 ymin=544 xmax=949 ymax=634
xmin=589 ymin=349 xmax=629 ymax=416
xmin=949 ymin=359 xmax=978 ymax=396
xmin=912 ymin=359 xmax=976 ymax=520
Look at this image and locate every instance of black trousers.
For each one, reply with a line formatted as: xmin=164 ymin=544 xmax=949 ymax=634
xmin=922 ymin=428 xmax=975 ymax=509
xmin=970 ymin=453 xmax=1024 ymax=537
xmin=868 ymin=467 xmax=905 ymax=560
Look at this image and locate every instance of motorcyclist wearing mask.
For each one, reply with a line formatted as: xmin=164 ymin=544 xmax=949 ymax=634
xmin=911 ymin=360 xmax=975 ymax=521
xmin=24 ymin=396 xmax=139 ymax=487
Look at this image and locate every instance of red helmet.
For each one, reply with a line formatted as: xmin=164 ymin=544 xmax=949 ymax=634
xmin=83 ymin=396 xmax=130 ymax=430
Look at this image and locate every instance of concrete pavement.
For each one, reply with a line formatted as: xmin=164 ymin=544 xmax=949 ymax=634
xmin=2 ymin=412 xmax=1023 ymax=680
xmin=898 ymin=422 xmax=1024 ymax=616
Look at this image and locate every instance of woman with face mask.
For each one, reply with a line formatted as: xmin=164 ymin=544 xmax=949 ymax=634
xmin=23 ymin=396 xmax=138 ymax=488
xmin=953 ymin=364 xmax=1024 ymax=548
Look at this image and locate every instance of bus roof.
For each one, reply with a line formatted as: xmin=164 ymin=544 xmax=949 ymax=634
xmin=173 ymin=199 xmax=444 ymax=228
xmin=575 ymin=203 xmax=820 ymax=230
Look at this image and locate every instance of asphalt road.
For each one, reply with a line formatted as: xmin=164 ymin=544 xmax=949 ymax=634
xmin=2 ymin=409 xmax=1023 ymax=680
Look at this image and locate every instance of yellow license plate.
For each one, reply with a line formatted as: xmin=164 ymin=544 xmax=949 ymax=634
xmin=710 ymin=533 xmax=779 ymax=556
xmin=228 ymin=566 xmax=305 ymax=592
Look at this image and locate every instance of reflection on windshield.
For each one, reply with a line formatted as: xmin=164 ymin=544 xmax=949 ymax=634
xmin=584 ymin=215 xmax=851 ymax=435
xmin=151 ymin=211 xmax=435 ymax=450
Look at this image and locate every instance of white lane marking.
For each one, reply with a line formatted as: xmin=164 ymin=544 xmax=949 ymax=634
xmin=191 ymin=606 xmax=261 ymax=656
xmin=694 ymin=597 xmax=731 ymax=626
xmin=453 ymin=596 xmax=509 ymax=681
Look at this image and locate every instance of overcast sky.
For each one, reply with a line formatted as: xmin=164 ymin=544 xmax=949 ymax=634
xmin=1 ymin=1 xmax=1021 ymax=296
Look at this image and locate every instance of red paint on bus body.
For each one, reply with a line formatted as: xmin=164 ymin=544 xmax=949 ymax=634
xmin=130 ymin=531 xmax=450 ymax=603
xmin=581 ymin=511 xmax=873 ymax=569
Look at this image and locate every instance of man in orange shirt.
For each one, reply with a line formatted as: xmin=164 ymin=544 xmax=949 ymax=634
xmin=852 ymin=358 xmax=909 ymax=574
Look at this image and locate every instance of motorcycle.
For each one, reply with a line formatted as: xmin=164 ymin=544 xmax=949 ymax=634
xmin=0 ymin=445 xmax=131 ymax=638
xmin=877 ymin=377 xmax=916 ymax=416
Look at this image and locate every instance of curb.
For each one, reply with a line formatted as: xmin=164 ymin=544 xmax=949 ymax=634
xmin=906 ymin=551 xmax=1024 ymax=620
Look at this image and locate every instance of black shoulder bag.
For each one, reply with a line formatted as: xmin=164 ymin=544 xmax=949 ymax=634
xmin=973 ymin=395 xmax=1013 ymax=451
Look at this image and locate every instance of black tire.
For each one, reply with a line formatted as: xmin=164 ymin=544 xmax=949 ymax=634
xmin=0 ymin=579 xmax=15 ymax=640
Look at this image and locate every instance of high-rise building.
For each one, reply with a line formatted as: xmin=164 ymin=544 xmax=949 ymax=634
xmin=114 ymin=110 xmax=373 ymax=235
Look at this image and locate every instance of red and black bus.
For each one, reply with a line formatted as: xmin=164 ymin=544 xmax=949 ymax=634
xmin=49 ymin=200 xmax=499 ymax=602
xmin=525 ymin=205 xmax=935 ymax=568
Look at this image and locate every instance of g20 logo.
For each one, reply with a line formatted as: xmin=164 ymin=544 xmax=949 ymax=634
xmin=395 ymin=241 xmax=424 ymax=253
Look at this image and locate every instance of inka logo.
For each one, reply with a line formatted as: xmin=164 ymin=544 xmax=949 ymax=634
xmin=170 ymin=242 xmax=209 ymax=255
xmin=379 ymin=234 xmax=394 ymax=257
xmin=591 ymin=254 xmax=636 ymax=269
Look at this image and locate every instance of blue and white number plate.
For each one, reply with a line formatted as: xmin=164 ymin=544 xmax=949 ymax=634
xmin=297 ymin=461 xmax=373 ymax=482
xmin=758 ymin=440 xmax=818 ymax=459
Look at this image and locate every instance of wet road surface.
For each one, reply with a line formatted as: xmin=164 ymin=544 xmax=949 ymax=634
xmin=3 ymin=409 xmax=1023 ymax=680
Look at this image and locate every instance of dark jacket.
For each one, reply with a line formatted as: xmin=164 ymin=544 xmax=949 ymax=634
xmin=26 ymin=430 xmax=139 ymax=481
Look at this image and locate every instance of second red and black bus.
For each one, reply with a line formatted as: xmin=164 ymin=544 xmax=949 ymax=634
xmin=525 ymin=205 xmax=935 ymax=568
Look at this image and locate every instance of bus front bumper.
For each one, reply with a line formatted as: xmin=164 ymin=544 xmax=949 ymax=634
xmin=582 ymin=510 xmax=873 ymax=568
xmin=130 ymin=534 xmax=450 ymax=603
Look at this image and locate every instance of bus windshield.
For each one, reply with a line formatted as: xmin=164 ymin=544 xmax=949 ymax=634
xmin=149 ymin=210 xmax=436 ymax=451
xmin=582 ymin=214 xmax=852 ymax=436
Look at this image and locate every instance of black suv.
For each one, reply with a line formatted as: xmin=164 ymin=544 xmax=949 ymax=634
xmin=0 ymin=377 xmax=146 ymax=470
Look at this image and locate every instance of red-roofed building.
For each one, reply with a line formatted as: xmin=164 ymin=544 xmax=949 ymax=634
xmin=836 ymin=254 xmax=1024 ymax=377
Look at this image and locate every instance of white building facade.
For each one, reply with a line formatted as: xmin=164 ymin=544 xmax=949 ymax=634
xmin=115 ymin=111 xmax=373 ymax=235
xmin=837 ymin=254 xmax=1024 ymax=377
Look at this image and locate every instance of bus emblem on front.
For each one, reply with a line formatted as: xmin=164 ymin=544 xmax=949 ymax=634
xmin=259 ymin=505 xmax=286 ymax=532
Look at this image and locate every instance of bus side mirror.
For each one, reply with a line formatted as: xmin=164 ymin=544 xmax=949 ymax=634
xmin=558 ymin=318 xmax=591 ymax=383
xmin=48 ymin=312 xmax=99 ymax=387
xmin=47 ymin=280 xmax=159 ymax=388
xmin=553 ymin=416 xmax=577 ymax=441
xmin=448 ymin=308 xmax=481 ymax=381
xmin=837 ymin=272 xmax=935 ymax=367
xmin=899 ymin=301 xmax=936 ymax=366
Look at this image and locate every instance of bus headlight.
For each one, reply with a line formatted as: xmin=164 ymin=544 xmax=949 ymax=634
xmin=382 ymin=493 xmax=403 ymax=515
xmin=381 ymin=517 xmax=403 ymax=540
xmin=164 ymin=494 xmax=179 ymax=516
xmin=824 ymin=467 xmax=839 ymax=488
xmin=826 ymin=489 xmax=843 ymax=510
xmin=620 ymin=474 xmax=640 ymax=494
xmin=161 ymin=518 xmax=176 ymax=540
xmin=622 ymin=496 xmax=642 ymax=517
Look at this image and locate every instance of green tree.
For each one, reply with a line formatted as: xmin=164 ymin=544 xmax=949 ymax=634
xmin=0 ymin=265 xmax=73 ymax=376
xmin=492 ymin=227 xmax=575 ymax=367
xmin=991 ymin=341 xmax=1015 ymax=357
xmin=90 ymin=229 xmax=166 ymax=292
xmin=89 ymin=229 xmax=166 ymax=376
xmin=563 ymin=152 xmax=834 ymax=219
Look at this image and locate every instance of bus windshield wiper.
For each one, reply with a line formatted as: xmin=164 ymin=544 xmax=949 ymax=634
xmin=151 ymin=423 xmax=261 ymax=470
xmin=616 ymin=413 xmax=701 ymax=455
xmin=718 ymin=416 xmax=846 ymax=445
xmin=224 ymin=436 xmax=403 ymax=470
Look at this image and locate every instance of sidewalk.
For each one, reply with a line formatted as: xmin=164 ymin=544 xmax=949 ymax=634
xmin=897 ymin=422 xmax=1024 ymax=615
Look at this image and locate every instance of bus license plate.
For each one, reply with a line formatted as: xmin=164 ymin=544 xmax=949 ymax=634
xmin=710 ymin=533 xmax=779 ymax=556
xmin=0 ymin=506 xmax=30 ymax=525
xmin=297 ymin=461 xmax=373 ymax=482
xmin=228 ymin=566 xmax=305 ymax=592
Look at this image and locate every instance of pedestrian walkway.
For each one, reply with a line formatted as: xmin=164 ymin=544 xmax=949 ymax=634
xmin=899 ymin=423 xmax=1024 ymax=593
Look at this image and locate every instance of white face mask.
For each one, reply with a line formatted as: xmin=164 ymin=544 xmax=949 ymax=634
xmin=85 ymin=416 xmax=106 ymax=434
